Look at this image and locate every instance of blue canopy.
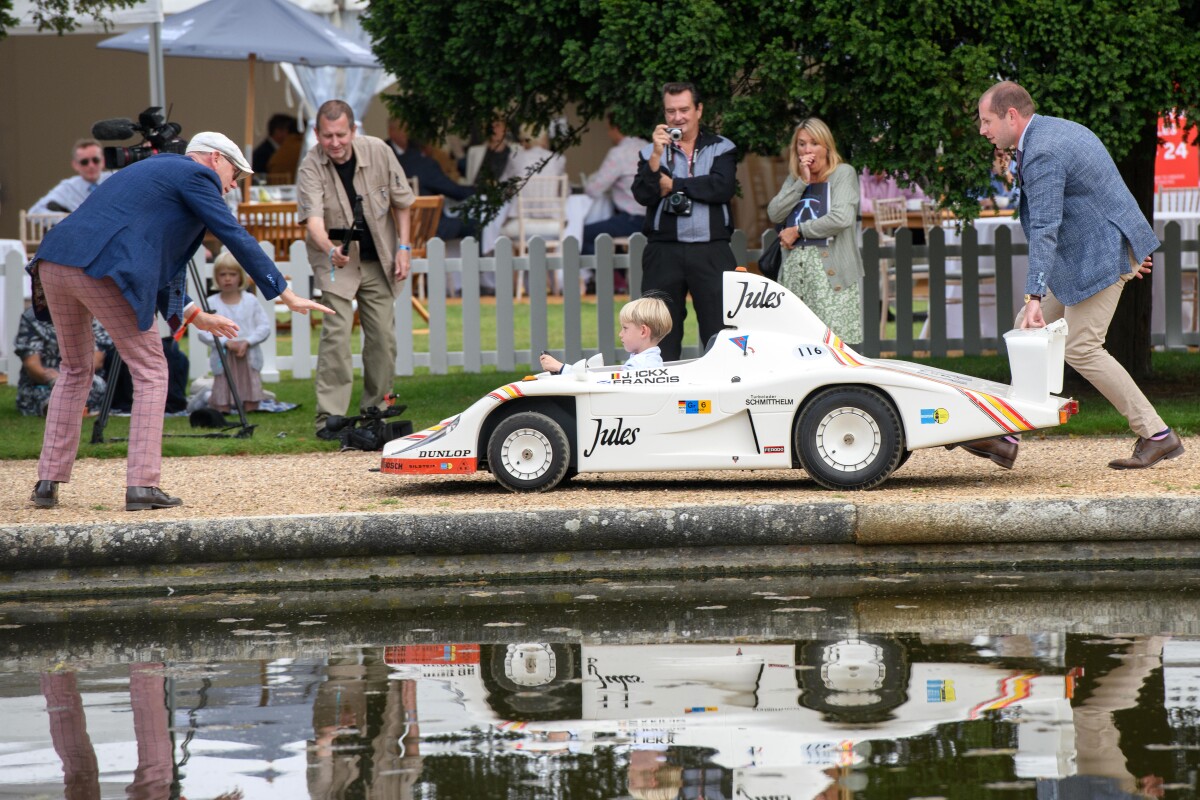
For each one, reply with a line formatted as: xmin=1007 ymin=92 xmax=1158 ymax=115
xmin=97 ymin=0 xmax=380 ymax=68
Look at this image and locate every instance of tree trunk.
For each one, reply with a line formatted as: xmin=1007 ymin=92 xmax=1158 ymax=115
xmin=1111 ymin=116 xmax=1159 ymax=381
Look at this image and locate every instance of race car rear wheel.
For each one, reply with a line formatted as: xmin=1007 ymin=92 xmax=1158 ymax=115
xmin=488 ymin=412 xmax=571 ymax=492
xmin=796 ymin=387 xmax=904 ymax=491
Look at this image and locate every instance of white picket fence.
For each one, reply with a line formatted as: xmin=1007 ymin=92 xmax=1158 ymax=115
xmin=3 ymin=226 xmax=1196 ymax=384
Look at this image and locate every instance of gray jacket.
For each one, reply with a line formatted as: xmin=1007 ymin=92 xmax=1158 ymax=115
xmin=767 ymin=162 xmax=864 ymax=292
xmin=1018 ymin=114 xmax=1159 ymax=305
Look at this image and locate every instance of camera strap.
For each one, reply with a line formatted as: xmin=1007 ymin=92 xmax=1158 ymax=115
xmin=670 ymin=142 xmax=696 ymax=177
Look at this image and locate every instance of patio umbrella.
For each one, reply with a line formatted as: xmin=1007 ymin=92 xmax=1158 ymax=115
xmin=98 ymin=0 xmax=381 ymax=191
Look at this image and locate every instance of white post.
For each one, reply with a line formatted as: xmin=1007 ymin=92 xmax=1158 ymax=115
xmin=287 ymin=240 xmax=313 ymax=379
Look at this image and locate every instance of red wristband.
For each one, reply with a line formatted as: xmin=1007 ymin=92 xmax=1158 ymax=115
xmin=173 ymin=307 xmax=201 ymax=341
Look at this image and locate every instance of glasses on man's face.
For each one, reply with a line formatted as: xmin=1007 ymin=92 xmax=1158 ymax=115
xmin=77 ymin=157 xmax=102 ymax=166
xmin=221 ymin=153 xmax=245 ymax=182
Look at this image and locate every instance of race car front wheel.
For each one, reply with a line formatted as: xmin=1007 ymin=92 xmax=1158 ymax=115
xmin=488 ymin=412 xmax=571 ymax=492
xmin=795 ymin=387 xmax=904 ymax=491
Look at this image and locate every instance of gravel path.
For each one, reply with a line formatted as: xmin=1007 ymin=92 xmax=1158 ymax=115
xmin=2 ymin=435 xmax=1196 ymax=526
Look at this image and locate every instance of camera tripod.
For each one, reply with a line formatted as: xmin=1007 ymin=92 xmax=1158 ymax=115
xmin=91 ymin=256 xmax=256 ymax=443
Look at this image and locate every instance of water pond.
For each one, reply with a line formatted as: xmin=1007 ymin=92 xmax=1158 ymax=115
xmin=2 ymin=568 xmax=1199 ymax=799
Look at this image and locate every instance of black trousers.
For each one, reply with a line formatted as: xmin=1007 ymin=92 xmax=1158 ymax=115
xmin=641 ymin=240 xmax=736 ymax=361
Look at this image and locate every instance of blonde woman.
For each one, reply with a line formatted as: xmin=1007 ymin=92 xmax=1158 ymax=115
xmin=767 ymin=118 xmax=864 ymax=343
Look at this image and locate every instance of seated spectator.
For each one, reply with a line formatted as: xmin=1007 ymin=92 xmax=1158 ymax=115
xmin=425 ymin=139 xmax=464 ymax=184
xmin=252 ymin=113 xmax=299 ymax=175
xmin=981 ymin=148 xmax=1020 ymax=209
xmin=859 ymin=168 xmax=928 ymax=214
xmin=581 ymin=115 xmax=649 ymax=261
xmin=386 ymin=117 xmax=477 ymax=240
xmin=464 ymin=119 xmax=518 ymax=185
xmin=30 ymin=139 xmax=110 ymax=214
xmin=500 ymin=125 xmax=566 ymax=183
xmin=13 ymin=306 xmax=111 ymax=416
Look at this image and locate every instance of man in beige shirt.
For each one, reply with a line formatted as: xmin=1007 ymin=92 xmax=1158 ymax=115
xmin=297 ymin=99 xmax=415 ymax=438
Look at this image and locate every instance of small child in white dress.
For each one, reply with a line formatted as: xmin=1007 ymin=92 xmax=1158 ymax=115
xmin=539 ymin=296 xmax=672 ymax=374
xmin=196 ymin=252 xmax=272 ymax=412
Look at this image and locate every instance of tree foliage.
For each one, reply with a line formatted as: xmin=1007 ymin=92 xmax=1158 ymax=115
xmin=365 ymin=0 xmax=1198 ymax=214
xmin=0 ymin=0 xmax=139 ymax=39
xmin=365 ymin=0 xmax=1200 ymax=374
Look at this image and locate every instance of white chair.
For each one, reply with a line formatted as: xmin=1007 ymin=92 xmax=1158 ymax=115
xmin=1156 ymin=187 xmax=1200 ymax=213
xmin=1155 ymin=188 xmax=1200 ymax=331
xmin=872 ymin=197 xmax=908 ymax=337
xmin=501 ymin=174 xmax=569 ymax=256
xmin=918 ymin=202 xmax=998 ymax=340
xmin=19 ymin=210 xmax=69 ymax=254
xmin=919 ymin=199 xmax=945 ymax=238
xmin=501 ymin=174 xmax=569 ymax=296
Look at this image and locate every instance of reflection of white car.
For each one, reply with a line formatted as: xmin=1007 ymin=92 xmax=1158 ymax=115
xmin=389 ymin=640 xmax=1078 ymax=784
xmin=382 ymin=270 xmax=1075 ymax=492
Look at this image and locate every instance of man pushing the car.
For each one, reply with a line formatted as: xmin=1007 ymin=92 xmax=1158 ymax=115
xmin=957 ymin=81 xmax=1183 ymax=472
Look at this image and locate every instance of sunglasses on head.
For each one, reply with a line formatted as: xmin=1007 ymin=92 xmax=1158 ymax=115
xmin=77 ymin=157 xmax=102 ymax=166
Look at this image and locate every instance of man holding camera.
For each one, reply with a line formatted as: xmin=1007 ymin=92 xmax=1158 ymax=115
xmin=297 ymin=99 xmax=415 ymax=440
xmin=631 ymin=81 xmax=738 ymax=361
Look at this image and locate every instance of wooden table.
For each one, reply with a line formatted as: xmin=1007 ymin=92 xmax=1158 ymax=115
xmin=861 ymin=207 xmax=1015 ymax=231
xmin=237 ymin=201 xmax=305 ymax=257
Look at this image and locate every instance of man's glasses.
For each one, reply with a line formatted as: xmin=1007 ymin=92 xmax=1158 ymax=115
xmin=221 ymin=153 xmax=245 ymax=182
xmin=76 ymin=157 xmax=102 ymax=166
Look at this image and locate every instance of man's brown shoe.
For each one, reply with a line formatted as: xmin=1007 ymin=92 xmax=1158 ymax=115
xmin=946 ymin=436 xmax=1019 ymax=470
xmin=1108 ymin=431 xmax=1185 ymax=470
xmin=30 ymin=480 xmax=59 ymax=508
xmin=125 ymin=486 xmax=183 ymax=511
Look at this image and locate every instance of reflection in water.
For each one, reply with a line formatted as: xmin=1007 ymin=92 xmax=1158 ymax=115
xmin=41 ymin=670 xmax=100 ymax=800
xmin=37 ymin=663 xmax=234 ymax=800
xmin=308 ymin=648 xmax=422 ymax=800
xmin=3 ymin=585 xmax=1200 ymax=798
xmin=127 ymin=663 xmax=174 ymax=800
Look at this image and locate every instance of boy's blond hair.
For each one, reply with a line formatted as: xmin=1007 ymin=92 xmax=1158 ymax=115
xmin=213 ymin=251 xmax=248 ymax=290
xmin=620 ymin=296 xmax=672 ymax=343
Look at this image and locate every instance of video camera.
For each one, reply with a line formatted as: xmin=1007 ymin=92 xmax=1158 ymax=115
xmin=92 ymin=107 xmax=187 ymax=170
xmin=324 ymin=393 xmax=413 ymax=451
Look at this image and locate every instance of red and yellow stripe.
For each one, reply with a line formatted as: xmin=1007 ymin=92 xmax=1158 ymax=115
xmin=488 ymin=383 xmax=525 ymax=403
xmin=824 ymin=329 xmax=866 ymax=368
xmin=969 ymin=672 xmax=1036 ymax=718
xmin=960 ymin=388 xmax=1035 ymax=433
xmin=863 ymin=354 xmax=1038 ymax=435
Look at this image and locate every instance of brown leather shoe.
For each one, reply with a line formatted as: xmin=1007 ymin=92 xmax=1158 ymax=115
xmin=31 ymin=480 xmax=59 ymax=508
xmin=125 ymin=486 xmax=183 ymax=511
xmin=946 ymin=436 xmax=1019 ymax=470
xmin=1108 ymin=431 xmax=1185 ymax=470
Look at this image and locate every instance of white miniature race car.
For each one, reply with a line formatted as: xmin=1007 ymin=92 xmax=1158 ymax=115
xmin=382 ymin=270 xmax=1075 ymax=492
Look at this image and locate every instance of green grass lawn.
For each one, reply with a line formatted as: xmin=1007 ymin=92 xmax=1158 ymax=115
xmin=3 ymin=299 xmax=1196 ymax=461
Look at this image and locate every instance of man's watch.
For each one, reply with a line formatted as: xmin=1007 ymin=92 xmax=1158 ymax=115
xmin=1024 ymin=293 xmax=1042 ymax=303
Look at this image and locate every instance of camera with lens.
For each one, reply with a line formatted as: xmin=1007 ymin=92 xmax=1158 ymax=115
xmin=92 ymin=107 xmax=187 ymax=170
xmin=664 ymin=190 xmax=693 ymax=216
xmin=323 ymin=393 xmax=413 ymax=451
xmin=667 ymin=127 xmax=683 ymax=142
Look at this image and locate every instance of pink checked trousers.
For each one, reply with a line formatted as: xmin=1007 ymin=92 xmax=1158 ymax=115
xmin=37 ymin=261 xmax=168 ymax=487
